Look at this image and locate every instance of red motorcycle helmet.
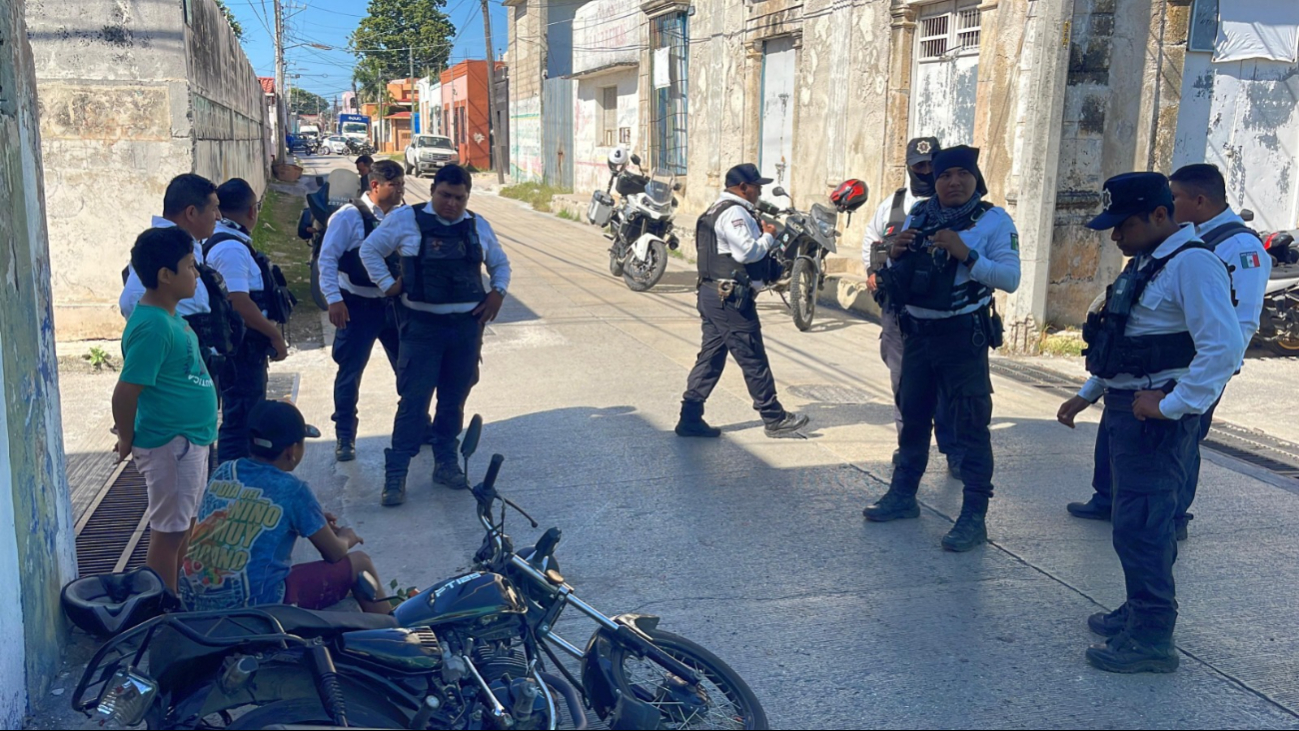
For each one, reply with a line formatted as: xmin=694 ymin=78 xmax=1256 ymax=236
xmin=830 ymin=179 xmax=870 ymax=213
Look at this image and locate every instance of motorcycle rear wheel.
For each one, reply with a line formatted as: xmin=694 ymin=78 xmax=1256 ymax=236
xmin=1265 ymin=336 xmax=1299 ymax=356
xmin=609 ymin=628 xmax=768 ymax=730
xmin=225 ymin=697 xmax=409 ymax=730
xmin=789 ymin=257 xmax=819 ymax=332
xmin=623 ymin=240 xmax=667 ymax=292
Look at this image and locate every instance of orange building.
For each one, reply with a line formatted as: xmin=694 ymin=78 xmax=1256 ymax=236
xmin=439 ymin=61 xmax=504 ymax=171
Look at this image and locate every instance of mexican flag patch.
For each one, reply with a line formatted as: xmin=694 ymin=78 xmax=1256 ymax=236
xmin=1240 ymin=251 xmax=1262 ymax=269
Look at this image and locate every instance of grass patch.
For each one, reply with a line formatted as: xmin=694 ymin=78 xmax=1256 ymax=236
xmin=499 ymin=182 xmax=569 ymax=213
xmin=253 ymin=188 xmax=322 ymax=345
xmin=1038 ymin=327 xmax=1084 ymax=357
xmin=555 ymin=208 xmax=579 ymax=222
xmin=667 ymin=247 xmax=685 ymax=260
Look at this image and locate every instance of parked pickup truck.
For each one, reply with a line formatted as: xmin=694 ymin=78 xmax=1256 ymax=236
xmin=404 ymin=134 xmax=458 ymax=177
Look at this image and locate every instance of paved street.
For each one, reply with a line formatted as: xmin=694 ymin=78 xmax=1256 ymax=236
xmin=39 ymin=158 xmax=1299 ymax=729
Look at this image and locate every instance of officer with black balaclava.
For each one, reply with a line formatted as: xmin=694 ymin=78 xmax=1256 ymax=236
xmin=1055 ymin=172 xmax=1241 ymax=673
xmin=863 ymin=146 xmax=1020 ymax=553
xmin=863 ymin=137 xmax=962 ymax=475
xmin=674 ymin=164 xmax=809 ymax=439
xmin=361 ymin=164 xmax=511 ymax=508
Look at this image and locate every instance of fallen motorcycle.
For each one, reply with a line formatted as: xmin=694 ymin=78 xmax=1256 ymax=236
xmin=1259 ymin=225 xmax=1299 ymax=355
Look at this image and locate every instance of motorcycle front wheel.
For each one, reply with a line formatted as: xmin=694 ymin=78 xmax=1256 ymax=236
xmin=623 ymin=240 xmax=667 ymax=292
xmin=1265 ymin=335 xmax=1299 ymax=356
xmin=789 ymin=256 xmax=819 ymax=331
xmin=609 ymin=628 xmax=768 ymax=730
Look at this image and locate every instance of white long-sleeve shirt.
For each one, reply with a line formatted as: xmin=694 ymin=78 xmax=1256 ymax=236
xmin=360 ymin=202 xmax=511 ymax=314
xmin=713 ymin=192 xmax=774 ymax=266
xmin=318 ymin=194 xmax=393 ymax=303
xmin=892 ymin=205 xmax=1022 ymax=319
xmin=861 ymin=188 xmax=925 ymax=271
xmin=1077 ymin=223 xmax=1243 ymax=419
xmin=1195 ymin=207 xmax=1272 ymax=367
xmin=120 ymin=217 xmax=210 ymax=319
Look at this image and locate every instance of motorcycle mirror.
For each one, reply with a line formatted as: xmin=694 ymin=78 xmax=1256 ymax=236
xmin=1241 ymin=209 xmax=1255 ymax=222
xmin=630 ymin=153 xmax=642 ymax=166
xmin=673 ymin=182 xmax=681 ymax=192
xmin=772 ymin=186 xmax=789 ymax=199
xmin=462 ymin=414 xmax=483 ymax=462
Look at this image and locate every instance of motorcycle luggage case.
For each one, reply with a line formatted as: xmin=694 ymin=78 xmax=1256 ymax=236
xmin=588 ymin=191 xmax=615 ymax=227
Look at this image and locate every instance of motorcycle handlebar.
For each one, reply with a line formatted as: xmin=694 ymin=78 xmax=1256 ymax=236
xmin=484 ymin=454 xmax=504 ymax=493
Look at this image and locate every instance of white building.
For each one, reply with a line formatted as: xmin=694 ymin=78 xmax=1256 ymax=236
xmin=569 ymin=0 xmax=642 ymax=194
xmin=416 ymin=76 xmax=444 ymax=136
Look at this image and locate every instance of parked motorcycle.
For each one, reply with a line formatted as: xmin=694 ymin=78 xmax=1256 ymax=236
xmin=71 ymin=416 xmax=767 ymax=730
xmin=1259 ymin=226 xmax=1299 ymax=355
xmin=755 ymin=180 xmax=869 ymax=331
xmin=588 ymin=150 xmax=680 ymax=292
xmin=345 ymin=137 xmax=377 ymax=158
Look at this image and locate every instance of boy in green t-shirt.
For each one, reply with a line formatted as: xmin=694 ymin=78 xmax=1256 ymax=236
xmin=113 ymin=227 xmax=220 ymax=592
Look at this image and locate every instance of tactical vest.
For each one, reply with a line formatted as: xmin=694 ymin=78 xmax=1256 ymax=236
xmin=122 ymin=259 xmax=244 ymax=357
xmin=1082 ymin=242 xmax=1215 ymax=380
xmin=869 ymin=188 xmax=910 ymax=273
xmin=403 ymin=208 xmax=486 ymax=305
xmin=1199 ymin=221 xmax=1260 ymax=250
xmin=880 ymin=200 xmax=995 ymax=312
xmin=204 ymin=227 xmax=296 ymax=325
xmin=336 ymin=200 xmax=399 ymax=289
xmin=696 ymin=200 xmax=778 ymax=286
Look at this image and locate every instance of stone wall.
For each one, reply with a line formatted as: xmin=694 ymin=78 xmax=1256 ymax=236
xmin=27 ymin=0 xmax=268 ymax=340
xmin=0 ymin=0 xmax=78 ymax=721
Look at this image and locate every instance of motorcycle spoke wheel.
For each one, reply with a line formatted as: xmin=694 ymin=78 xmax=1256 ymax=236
xmin=610 ymin=629 xmax=767 ymax=730
xmin=623 ymin=240 xmax=668 ymax=292
xmin=789 ymin=257 xmax=818 ymax=332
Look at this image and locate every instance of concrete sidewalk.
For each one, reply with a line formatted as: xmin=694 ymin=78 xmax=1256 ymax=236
xmin=37 ymin=166 xmax=1299 ymax=729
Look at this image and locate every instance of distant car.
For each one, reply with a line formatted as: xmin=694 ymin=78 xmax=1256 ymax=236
xmin=323 ymin=135 xmax=349 ymax=155
xmin=405 ymin=135 xmax=458 ymax=177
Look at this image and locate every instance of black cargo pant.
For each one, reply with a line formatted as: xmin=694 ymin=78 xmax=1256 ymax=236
xmin=331 ymin=292 xmax=402 ymax=442
xmin=890 ymin=312 xmax=994 ymax=508
xmin=1102 ymin=389 xmax=1200 ymax=644
xmin=880 ymin=308 xmax=960 ymax=456
xmin=1088 ymin=393 xmax=1220 ymax=528
xmin=385 ymin=311 xmax=482 ymax=479
xmin=682 ymin=285 xmax=786 ymax=425
xmin=217 ymin=336 xmax=270 ymax=464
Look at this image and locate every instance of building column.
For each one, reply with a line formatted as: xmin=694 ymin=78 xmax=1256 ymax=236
xmin=0 ymin=0 xmax=78 ymax=723
xmin=881 ymin=2 xmax=918 ymax=195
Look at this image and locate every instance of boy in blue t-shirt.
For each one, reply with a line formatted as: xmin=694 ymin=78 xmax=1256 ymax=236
xmin=180 ymin=401 xmax=389 ymax=613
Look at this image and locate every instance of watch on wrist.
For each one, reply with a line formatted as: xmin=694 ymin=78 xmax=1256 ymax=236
xmin=964 ymin=249 xmax=980 ymax=267
xmin=493 ymin=286 xmax=508 ymax=298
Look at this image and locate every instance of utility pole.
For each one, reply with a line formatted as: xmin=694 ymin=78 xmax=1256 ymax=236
xmin=273 ymin=0 xmax=287 ymax=163
xmin=481 ymin=0 xmax=505 ymax=183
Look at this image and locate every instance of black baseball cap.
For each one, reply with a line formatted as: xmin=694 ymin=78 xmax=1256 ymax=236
xmin=906 ymin=137 xmax=940 ymax=166
xmin=725 ymin=163 xmax=773 ymax=188
xmin=248 ymin=400 xmax=321 ymax=457
xmin=1087 ymin=172 xmax=1175 ymax=230
xmin=932 ymin=145 xmax=988 ymax=196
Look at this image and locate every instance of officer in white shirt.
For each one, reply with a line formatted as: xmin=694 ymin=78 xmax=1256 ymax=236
xmin=864 ymin=146 xmax=1021 ymax=553
xmin=361 ymin=164 xmax=511 ymax=507
xmin=319 ymin=159 xmax=408 ymax=463
xmin=1056 ymin=172 xmax=1242 ymax=674
xmin=862 ymin=137 xmax=960 ymax=474
xmin=204 ymin=178 xmax=290 ymax=463
xmin=120 ymin=174 xmax=220 ymax=325
xmin=1066 ymin=164 xmax=1269 ymax=541
xmin=675 ymin=163 xmax=809 ymax=439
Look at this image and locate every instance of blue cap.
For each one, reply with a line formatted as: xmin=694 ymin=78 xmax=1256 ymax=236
xmin=725 ymin=163 xmax=773 ymax=188
xmin=1087 ymin=172 xmax=1175 ymax=230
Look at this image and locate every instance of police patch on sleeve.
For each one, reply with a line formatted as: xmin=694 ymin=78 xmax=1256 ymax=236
xmin=1010 ymin=233 xmax=1019 ymax=252
xmin=1240 ymin=251 xmax=1261 ymax=269
xmin=732 ymin=219 xmax=747 ymax=230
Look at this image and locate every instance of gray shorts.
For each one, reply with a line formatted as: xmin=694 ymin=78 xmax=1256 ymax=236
xmin=132 ymin=436 xmax=209 ymax=533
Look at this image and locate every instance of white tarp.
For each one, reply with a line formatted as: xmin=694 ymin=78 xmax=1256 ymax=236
xmin=653 ymin=47 xmax=672 ymax=89
xmin=1213 ymin=0 xmax=1299 ymax=64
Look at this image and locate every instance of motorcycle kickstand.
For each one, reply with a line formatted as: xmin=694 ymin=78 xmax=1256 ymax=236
xmin=777 ymin=290 xmax=791 ymax=310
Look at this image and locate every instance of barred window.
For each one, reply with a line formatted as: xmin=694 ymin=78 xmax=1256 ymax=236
xmin=917 ymin=1 xmax=981 ymax=62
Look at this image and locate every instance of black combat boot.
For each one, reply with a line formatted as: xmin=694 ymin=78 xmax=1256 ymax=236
xmin=335 ymin=437 xmax=356 ymax=463
xmin=381 ymin=449 xmax=406 ymax=507
xmin=675 ymin=400 xmax=721 ymax=438
xmin=1087 ymin=603 xmax=1128 ymax=637
xmin=433 ymin=460 xmax=470 ymax=490
xmin=1085 ymin=624 xmax=1178 ymax=674
xmin=764 ymin=412 xmax=809 ymax=439
xmin=942 ymin=502 xmax=988 ymax=552
xmin=862 ymin=489 xmax=920 ymax=522
xmin=1066 ymin=495 xmax=1112 ymax=521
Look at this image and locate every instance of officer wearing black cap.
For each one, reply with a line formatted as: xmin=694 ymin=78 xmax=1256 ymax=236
xmin=674 ymin=163 xmax=809 ymax=438
xmin=1056 ymin=172 xmax=1241 ymax=673
xmin=864 ymin=145 xmax=1021 ymax=552
xmin=863 ymin=137 xmax=962 ymax=474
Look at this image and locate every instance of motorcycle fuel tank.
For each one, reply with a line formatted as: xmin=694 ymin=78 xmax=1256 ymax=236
xmin=393 ymin=572 xmax=526 ymax=628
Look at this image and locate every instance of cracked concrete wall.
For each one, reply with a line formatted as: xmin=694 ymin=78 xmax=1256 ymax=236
xmin=27 ymin=0 xmax=267 ymax=340
xmin=1 ymin=0 xmax=78 ymax=722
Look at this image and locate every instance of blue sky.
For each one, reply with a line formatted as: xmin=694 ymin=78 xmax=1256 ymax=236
xmin=220 ymin=0 xmax=509 ymax=105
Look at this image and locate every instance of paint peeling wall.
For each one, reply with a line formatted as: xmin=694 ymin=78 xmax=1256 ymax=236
xmin=1 ymin=0 xmax=78 ymax=722
xmin=27 ymin=0 xmax=268 ymax=340
xmin=575 ymin=70 xmax=640 ymax=194
xmin=507 ymin=0 xmax=544 ymax=182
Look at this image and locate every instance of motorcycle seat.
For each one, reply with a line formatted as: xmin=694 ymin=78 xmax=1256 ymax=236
xmin=258 ymin=605 xmax=399 ymax=637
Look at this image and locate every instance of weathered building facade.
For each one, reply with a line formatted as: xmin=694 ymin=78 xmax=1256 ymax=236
xmin=26 ymin=0 xmax=270 ymax=340
xmin=570 ymin=0 xmax=643 ymax=194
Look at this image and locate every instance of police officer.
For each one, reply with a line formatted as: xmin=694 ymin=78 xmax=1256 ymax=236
xmin=356 ymin=155 xmax=374 ymax=195
xmin=205 ymin=178 xmax=294 ymax=463
xmin=674 ymin=163 xmax=809 ymax=439
xmin=121 ymin=174 xmax=220 ymax=323
xmin=862 ymin=146 xmax=1020 ymax=552
xmin=361 ymin=164 xmax=511 ymax=507
xmin=1065 ymin=165 xmax=1269 ymax=542
xmin=319 ymin=159 xmax=408 ymax=462
xmin=863 ymin=137 xmax=962 ymax=474
xmin=1056 ymin=172 xmax=1241 ymax=673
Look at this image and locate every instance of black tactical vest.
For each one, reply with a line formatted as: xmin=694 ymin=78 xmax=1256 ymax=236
xmin=881 ymin=200 xmax=995 ymax=312
xmin=868 ymin=188 xmax=912 ymax=274
xmin=204 ymin=227 xmax=296 ymax=325
xmin=696 ymin=199 xmax=777 ymax=286
xmin=403 ymin=208 xmax=486 ymax=305
xmin=336 ymin=200 xmax=398 ymax=289
xmin=1082 ymin=241 xmax=1214 ymax=380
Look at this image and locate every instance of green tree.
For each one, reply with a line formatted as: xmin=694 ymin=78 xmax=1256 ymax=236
xmin=352 ymin=56 xmax=392 ymax=113
xmin=290 ymin=87 xmax=331 ymax=117
xmin=215 ymin=0 xmax=244 ymax=41
xmin=350 ymin=0 xmax=456 ymax=82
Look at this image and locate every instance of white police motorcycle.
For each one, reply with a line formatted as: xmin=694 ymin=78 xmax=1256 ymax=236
xmin=588 ymin=148 xmax=681 ymax=292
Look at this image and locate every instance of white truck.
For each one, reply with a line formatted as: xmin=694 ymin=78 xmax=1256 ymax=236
xmin=404 ymin=134 xmax=458 ymax=177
